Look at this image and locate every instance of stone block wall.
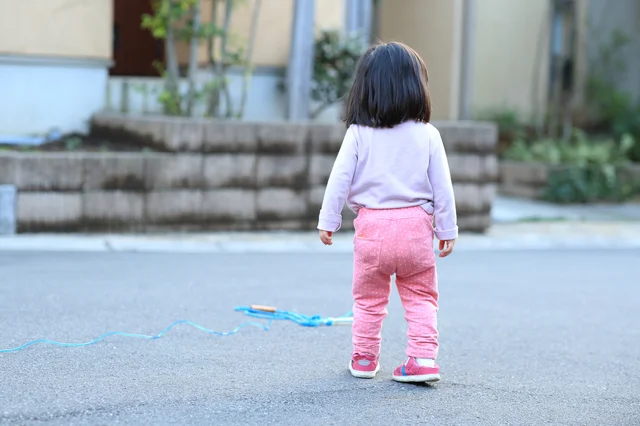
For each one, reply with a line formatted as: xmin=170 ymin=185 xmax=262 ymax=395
xmin=499 ymin=161 xmax=557 ymax=199
xmin=0 ymin=114 xmax=498 ymax=233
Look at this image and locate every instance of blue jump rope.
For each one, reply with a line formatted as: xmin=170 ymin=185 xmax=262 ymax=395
xmin=0 ymin=305 xmax=354 ymax=354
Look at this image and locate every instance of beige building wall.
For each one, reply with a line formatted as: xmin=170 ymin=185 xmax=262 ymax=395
xmin=0 ymin=0 xmax=112 ymax=60
xmin=471 ymin=0 xmax=551 ymax=123
xmin=377 ymin=0 xmax=464 ymax=120
xmin=177 ymin=0 xmax=344 ymax=68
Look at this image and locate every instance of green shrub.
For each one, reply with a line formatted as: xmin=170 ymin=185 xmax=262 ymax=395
xmin=311 ymin=30 xmax=366 ymax=119
xmin=586 ymin=29 xmax=640 ymax=162
xmin=504 ymin=130 xmax=638 ymax=203
xmin=543 ymin=164 xmax=637 ymax=203
xmin=504 ymin=130 xmax=632 ymax=165
xmin=479 ymin=109 xmax=525 ymax=139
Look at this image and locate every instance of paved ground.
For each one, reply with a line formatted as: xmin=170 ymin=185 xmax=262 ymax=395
xmin=3 ymin=221 xmax=640 ymax=254
xmin=491 ymin=195 xmax=640 ymax=223
xmin=4 ymin=195 xmax=640 ymax=252
xmin=1 ymin=249 xmax=639 ymax=425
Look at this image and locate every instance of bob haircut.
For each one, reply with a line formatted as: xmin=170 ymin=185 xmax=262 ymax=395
xmin=344 ymin=42 xmax=431 ymax=128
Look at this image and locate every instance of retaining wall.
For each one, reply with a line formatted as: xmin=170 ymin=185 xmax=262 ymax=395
xmin=0 ymin=113 xmax=498 ymax=233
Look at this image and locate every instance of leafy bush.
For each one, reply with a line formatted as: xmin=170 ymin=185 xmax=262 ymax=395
xmin=504 ymin=130 xmax=638 ymax=203
xmin=479 ymin=109 xmax=525 ymax=138
xmin=504 ymin=130 xmax=633 ymax=165
xmin=586 ymin=29 xmax=640 ymax=162
xmin=543 ymin=165 xmax=637 ymax=203
xmin=478 ymin=108 xmax=530 ymax=155
xmin=588 ymin=79 xmax=640 ymax=162
xmin=311 ymin=30 xmax=366 ymax=118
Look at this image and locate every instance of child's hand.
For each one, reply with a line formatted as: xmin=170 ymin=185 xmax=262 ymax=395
xmin=438 ymin=239 xmax=455 ymax=258
xmin=319 ymin=230 xmax=333 ymax=245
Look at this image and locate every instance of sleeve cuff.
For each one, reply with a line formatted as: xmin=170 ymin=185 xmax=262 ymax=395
xmin=435 ymin=227 xmax=458 ymax=241
xmin=318 ymin=212 xmax=342 ymax=232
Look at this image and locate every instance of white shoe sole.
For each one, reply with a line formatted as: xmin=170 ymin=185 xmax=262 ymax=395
xmin=349 ymin=361 xmax=380 ymax=379
xmin=392 ymin=373 xmax=440 ymax=383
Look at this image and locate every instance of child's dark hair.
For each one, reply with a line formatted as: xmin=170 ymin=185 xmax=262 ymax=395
xmin=344 ymin=42 xmax=431 ymax=128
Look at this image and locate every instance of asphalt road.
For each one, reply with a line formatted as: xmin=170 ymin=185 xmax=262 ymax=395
xmin=1 ymin=250 xmax=639 ymax=425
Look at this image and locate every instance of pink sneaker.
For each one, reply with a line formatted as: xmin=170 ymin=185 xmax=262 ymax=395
xmin=349 ymin=353 xmax=380 ymax=379
xmin=392 ymin=357 xmax=440 ymax=383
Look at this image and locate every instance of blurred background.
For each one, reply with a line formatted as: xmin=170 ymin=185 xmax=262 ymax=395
xmin=0 ymin=0 xmax=639 ymax=236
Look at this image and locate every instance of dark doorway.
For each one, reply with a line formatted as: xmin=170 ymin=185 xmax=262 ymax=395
xmin=110 ymin=0 xmax=164 ymax=76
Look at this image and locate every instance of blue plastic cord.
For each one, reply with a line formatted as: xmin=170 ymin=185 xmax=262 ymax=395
xmin=0 ymin=306 xmax=353 ymax=354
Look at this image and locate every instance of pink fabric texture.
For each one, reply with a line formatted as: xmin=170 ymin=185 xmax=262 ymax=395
xmin=351 ymin=206 xmax=439 ymax=360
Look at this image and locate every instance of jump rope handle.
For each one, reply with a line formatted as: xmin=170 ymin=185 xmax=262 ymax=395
xmin=250 ymin=304 xmax=277 ymax=313
xmin=327 ymin=317 xmax=353 ymax=326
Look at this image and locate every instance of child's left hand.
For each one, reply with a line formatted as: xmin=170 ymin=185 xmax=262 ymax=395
xmin=319 ymin=230 xmax=333 ymax=245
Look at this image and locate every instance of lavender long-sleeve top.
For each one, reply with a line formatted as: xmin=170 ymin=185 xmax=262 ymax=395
xmin=317 ymin=121 xmax=458 ymax=241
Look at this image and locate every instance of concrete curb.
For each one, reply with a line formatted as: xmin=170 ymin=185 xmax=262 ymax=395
xmin=2 ymin=222 xmax=640 ymax=253
xmin=0 ymin=185 xmax=16 ymax=235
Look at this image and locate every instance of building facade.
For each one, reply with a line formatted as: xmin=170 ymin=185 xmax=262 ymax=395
xmin=0 ymin=0 xmax=113 ymax=137
xmin=0 ymin=0 xmax=344 ymax=136
xmin=1 ymin=0 xmax=632 ymax=137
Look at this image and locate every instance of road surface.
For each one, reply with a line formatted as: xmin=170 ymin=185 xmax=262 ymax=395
xmin=1 ymin=250 xmax=639 ymax=425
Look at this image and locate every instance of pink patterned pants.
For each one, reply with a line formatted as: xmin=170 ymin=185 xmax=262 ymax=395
xmin=352 ymin=206 xmax=439 ymax=359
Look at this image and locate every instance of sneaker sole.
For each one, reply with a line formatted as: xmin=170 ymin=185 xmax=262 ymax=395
xmin=349 ymin=361 xmax=380 ymax=379
xmin=392 ymin=373 xmax=440 ymax=383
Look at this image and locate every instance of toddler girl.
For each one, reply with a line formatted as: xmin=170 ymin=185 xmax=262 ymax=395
xmin=317 ymin=42 xmax=457 ymax=383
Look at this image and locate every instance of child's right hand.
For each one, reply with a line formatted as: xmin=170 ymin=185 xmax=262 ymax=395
xmin=319 ymin=230 xmax=333 ymax=245
xmin=438 ymin=239 xmax=455 ymax=258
